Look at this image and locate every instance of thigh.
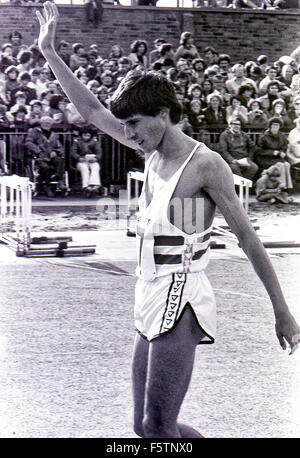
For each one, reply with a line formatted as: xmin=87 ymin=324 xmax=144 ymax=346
xmin=144 ymin=305 xmax=203 ymax=426
xmin=132 ymin=333 xmax=149 ymax=436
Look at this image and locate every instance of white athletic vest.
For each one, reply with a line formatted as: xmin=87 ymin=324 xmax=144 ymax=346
xmin=136 ymin=142 xmax=213 ymax=281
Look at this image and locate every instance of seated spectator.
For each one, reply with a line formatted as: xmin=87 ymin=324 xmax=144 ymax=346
xmin=217 ymin=54 xmax=233 ymax=80
xmin=4 ymin=65 xmax=19 ymax=99
xmin=256 ymin=54 xmax=269 ymax=75
xmin=177 ymin=111 xmax=194 ymax=137
xmin=203 ymin=46 xmax=219 ymax=67
xmin=278 ymin=64 xmax=295 ymax=88
xmin=99 ymin=70 xmax=116 ymax=94
xmin=247 ymin=99 xmax=269 ymax=129
xmin=290 ymin=64 xmax=300 ymax=96
xmin=25 ymin=115 xmax=65 ymax=197
xmin=258 ymin=65 xmax=287 ymax=95
xmin=16 ymin=50 xmax=33 ymax=74
xmin=202 ymin=92 xmax=227 ymax=128
xmin=71 ymin=127 xmax=102 ymax=196
xmin=200 ymin=78 xmax=214 ymax=107
xmin=57 ymin=40 xmax=71 ymax=67
xmin=34 ymin=66 xmax=51 ymax=98
xmin=48 ymin=94 xmax=69 ymax=127
xmin=218 ymin=118 xmax=258 ymax=180
xmin=256 ymin=116 xmax=293 ymax=189
xmin=10 ymin=71 xmax=37 ymax=107
xmin=190 ymin=58 xmax=206 ymax=85
xmin=0 ymin=104 xmax=11 ymax=130
xmin=97 ymin=86 xmax=111 ymax=108
xmin=27 ymin=99 xmax=44 ymax=127
xmin=114 ymin=57 xmax=132 ymax=80
xmin=187 ymin=83 xmax=202 ymax=103
xmin=225 ymin=63 xmax=257 ymax=95
xmin=86 ymin=79 xmax=100 ymax=95
xmin=257 ymin=80 xmax=286 ymax=115
xmin=9 ymin=90 xmax=30 ymax=115
xmin=0 ymin=43 xmax=17 ymax=74
xmin=8 ymin=31 xmax=22 ymax=59
xmin=255 ymin=164 xmax=292 ymax=204
xmin=70 ymin=43 xmax=86 ymax=72
xmin=153 ymin=43 xmax=175 ymax=67
xmin=128 ymin=40 xmax=148 ymax=69
xmin=287 ymin=95 xmax=300 ymax=124
xmin=226 ymin=94 xmax=249 ymax=126
xmin=74 ymin=67 xmax=89 ymax=85
xmin=238 ymin=83 xmax=257 ymax=108
xmin=187 ymin=99 xmax=206 ymax=133
xmin=270 ymin=98 xmax=293 ymax=130
xmin=174 ymin=32 xmax=199 ymax=63
xmin=149 ymin=38 xmax=166 ymax=67
xmin=174 ymin=71 xmax=190 ymax=98
xmin=7 ymin=104 xmax=28 ymax=130
xmin=287 ymin=116 xmax=300 ymax=176
xmin=248 ymin=64 xmax=263 ymax=86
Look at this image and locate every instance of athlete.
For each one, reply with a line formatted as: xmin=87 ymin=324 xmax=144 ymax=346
xmin=36 ymin=2 xmax=300 ymax=438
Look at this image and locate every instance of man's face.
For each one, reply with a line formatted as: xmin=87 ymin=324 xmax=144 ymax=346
xmin=230 ymin=120 xmax=241 ymax=133
xmin=270 ymin=122 xmax=280 ymax=135
xmin=121 ymin=113 xmax=166 ymax=154
xmin=219 ymin=60 xmax=229 ymax=71
xmin=268 ymin=68 xmax=278 ymax=80
xmin=234 ymin=65 xmax=244 ymax=78
xmin=40 ymin=117 xmax=53 ymax=130
xmin=268 ymin=84 xmax=279 ymax=96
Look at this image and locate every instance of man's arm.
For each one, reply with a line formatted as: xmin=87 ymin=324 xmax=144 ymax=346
xmin=200 ymin=150 xmax=300 ymax=354
xmin=36 ymin=2 xmax=137 ymax=150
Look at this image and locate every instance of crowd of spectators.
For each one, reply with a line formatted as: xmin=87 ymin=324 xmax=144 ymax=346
xmin=0 ymin=25 xmax=300 ymax=201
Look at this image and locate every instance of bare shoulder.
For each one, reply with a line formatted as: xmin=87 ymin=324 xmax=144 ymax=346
xmin=193 ymin=143 xmax=233 ymax=188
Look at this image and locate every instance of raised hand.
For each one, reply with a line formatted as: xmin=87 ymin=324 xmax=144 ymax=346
xmin=36 ymin=1 xmax=59 ymax=53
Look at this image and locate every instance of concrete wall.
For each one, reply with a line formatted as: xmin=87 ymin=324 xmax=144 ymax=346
xmin=1 ymin=4 xmax=300 ymax=62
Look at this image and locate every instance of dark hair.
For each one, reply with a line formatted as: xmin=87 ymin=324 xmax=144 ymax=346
xmin=159 ymin=43 xmax=173 ymax=57
xmin=49 ymin=94 xmax=64 ymax=109
xmin=238 ymin=84 xmax=256 ymax=97
xmin=130 ymin=40 xmax=148 ymax=55
xmin=217 ymin=54 xmax=231 ymax=65
xmin=19 ymin=71 xmax=31 ymax=81
xmin=110 ymin=69 xmax=182 ymax=124
xmin=17 ymin=50 xmax=32 ymax=65
xmin=268 ymin=116 xmax=283 ymax=127
xmin=229 ymin=94 xmax=243 ymax=105
xmin=192 ymin=58 xmax=206 ymax=70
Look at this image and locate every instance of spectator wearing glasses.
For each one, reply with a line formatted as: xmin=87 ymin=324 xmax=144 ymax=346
xmin=218 ymin=118 xmax=259 ymax=180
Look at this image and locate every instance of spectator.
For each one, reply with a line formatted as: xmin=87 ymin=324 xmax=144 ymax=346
xmin=10 ymin=71 xmax=37 ymax=107
xmin=225 ymin=63 xmax=256 ymax=95
xmin=218 ymin=118 xmax=258 ymax=180
xmin=278 ymin=64 xmax=295 ymax=88
xmin=290 ymin=64 xmax=300 ymax=96
xmin=71 ymin=127 xmax=102 ymax=196
xmin=0 ymin=43 xmax=17 ymax=74
xmin=287 ymin=95 xmax=300 ymax=124
xmin=153 ymin=43 xmax=175 ymax=67
xmin=57 ymin=40 xmax=71 ymax=67
xmin=256 ymin=54 xmax=269 ymax=75
xmin=4 ymin=65 xmax=19 ymax=102
xmin=114 ymin=57 xmax=132 ymax=80
xmin=226 ymin=94 xmax=249 ymax=126
xmin=203 ymin=46 xmax=219 ymax=67
xmin=16 ymin=50 xmax=33 ymax=74
xmin=48 ymin=94 xmax=69 ymax=127
xmin=8 ymin=31 xmax=22 ymax=58
xmin=149 ymin=38 xmax=166 ymax=67
xmin=257 ymin=80 xmax=284 ymax=114
xmin=256 ymin=116 xmax=293 ymax=189
xmin=187 ymin=99 xmax=206 ymax=133
xmin=287 ymin=116 xmax=300 ymax=171
xmin=247 ymin=99 xmax=269 ymax=129
xmin=270 ymin=98 xmax=293 ymax=130
xmin=238 ymin=83 xmax=257 ymax=108
xmin=8 ymin=103 xmax=28 ymax=130
xmin=128 ymin=40 xmax=148 ymax=69
xmin=70 ymin=43 xmax=86 ymax=72
xmin=28 ymin=99 xmax=44 ymax=127
xmin=174 ymin=32 xmax=199 ymax=63
xmin=0 ymin=104 xmax=11 ymax=130
xmin=200 ymin=78 xmax=214 ymax=107
xmin=258 ymin=65 xmax=287 ymax=95
xmin=202 ymin=92 xmax=227 ymax=127
xmin=25 ymin=115 xmax=65 ymax=197
xmin=255 ymin=164 xmax=292 ymax=204
xmin=190 ymin=58 xmax=206 ymax=85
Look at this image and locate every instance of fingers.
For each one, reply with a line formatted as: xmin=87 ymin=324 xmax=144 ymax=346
xmin=276 ymin=331 xmax=287 ymax=350
xmin=289 ymin=333 xmax=300 ymax=355
xmin=36 ymin=10 xmax=45 ymax=26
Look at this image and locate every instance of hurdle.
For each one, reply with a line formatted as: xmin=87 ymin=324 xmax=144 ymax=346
xmin=0 ymin=174 xmax=33 ymax=254
xmin=0 ymin=174 xmax=96 ymax=257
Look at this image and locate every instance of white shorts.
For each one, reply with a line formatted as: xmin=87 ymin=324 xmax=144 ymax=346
xmin=134 ymin=271 xmax=216 ymax=343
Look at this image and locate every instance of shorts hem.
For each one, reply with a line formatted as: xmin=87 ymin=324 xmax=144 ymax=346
xmin=135 ymin=303 xmax=215 ymax=345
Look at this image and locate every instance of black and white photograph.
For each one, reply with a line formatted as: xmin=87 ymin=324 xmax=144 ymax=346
xmin=0 ymin=0 xmax=300 ymax=444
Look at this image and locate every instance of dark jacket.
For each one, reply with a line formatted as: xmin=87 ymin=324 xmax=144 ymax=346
xmin=256 ymin=129 xmax=288 ymax=169
xmin=219 ymin=127 xmax=256 ymax=164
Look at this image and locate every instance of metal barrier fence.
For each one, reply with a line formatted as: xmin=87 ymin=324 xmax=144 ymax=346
xmin=0 ymin=126 xmax=289 ymax=188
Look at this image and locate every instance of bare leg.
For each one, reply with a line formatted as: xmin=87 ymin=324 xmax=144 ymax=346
xmin=132 ymin=333 xmax=149 ymax=437
xmin=142 ymin=304 xmax=205 ymax=438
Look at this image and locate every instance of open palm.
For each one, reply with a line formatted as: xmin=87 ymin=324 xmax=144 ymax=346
xmin=36 ymin=1 xmax=59 ymax=52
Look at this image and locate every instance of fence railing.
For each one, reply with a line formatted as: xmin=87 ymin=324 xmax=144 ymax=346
xmin=0 ymin=126 xmax=289 ymax=188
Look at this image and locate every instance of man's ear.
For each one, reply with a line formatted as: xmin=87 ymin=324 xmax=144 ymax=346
xmin=159 ymin=108 xmax=169 ymax=119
